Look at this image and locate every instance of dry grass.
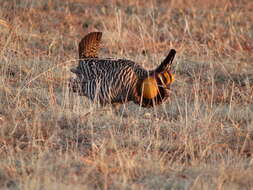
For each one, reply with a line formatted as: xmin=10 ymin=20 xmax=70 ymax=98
xmin=0 ymin=0 xmax=253 ymax=189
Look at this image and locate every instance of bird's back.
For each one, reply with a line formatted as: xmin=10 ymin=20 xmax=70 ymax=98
xmin=71 ymin=58 xmax=149 ymax=105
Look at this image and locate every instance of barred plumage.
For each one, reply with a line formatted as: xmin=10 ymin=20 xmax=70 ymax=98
xmin=70 ymin=32 xmax=176 ymax=107
xmin=78 ymin=32 xmax=102 ymax=59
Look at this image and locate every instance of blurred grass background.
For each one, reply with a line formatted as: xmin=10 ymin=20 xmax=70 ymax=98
xmin=0 ymin=0 xmax=252 ymax=189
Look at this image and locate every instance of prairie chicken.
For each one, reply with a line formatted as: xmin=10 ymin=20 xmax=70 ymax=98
xmin=69 ymin=32 xmax=176 ymax=108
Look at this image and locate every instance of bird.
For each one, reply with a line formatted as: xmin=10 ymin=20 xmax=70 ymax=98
xmin=69 ymin=32 xmax=176 ymax=108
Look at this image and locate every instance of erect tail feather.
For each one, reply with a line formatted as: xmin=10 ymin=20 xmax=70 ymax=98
xmin=79 ymin=32 xmax=102 ymax=59
xmin=155 ymin=49 xmax=176 ymax=73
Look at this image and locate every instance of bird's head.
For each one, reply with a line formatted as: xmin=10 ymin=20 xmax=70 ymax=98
xmin=141 ymin=71 xmax=174 ymax=99
xmin=157 ymin=71 xmax=174 ymax=87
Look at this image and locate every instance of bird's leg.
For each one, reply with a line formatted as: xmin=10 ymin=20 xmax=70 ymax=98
xmin=112 ymin=103 xmax=121 ymax=113
xmin=112 ymin=103 xmax=128 ymax=117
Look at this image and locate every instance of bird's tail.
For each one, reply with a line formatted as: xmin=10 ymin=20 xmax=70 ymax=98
xmin=79 ymin=32 xmax=102 ymax=59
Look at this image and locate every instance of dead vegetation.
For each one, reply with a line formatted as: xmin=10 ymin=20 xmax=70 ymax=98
xmin=0 ymin=0 xmax=252 ymax=189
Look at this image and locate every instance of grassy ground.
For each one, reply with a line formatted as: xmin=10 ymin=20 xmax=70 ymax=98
xmin=0 ymin=0 xmax=253 ymax=189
